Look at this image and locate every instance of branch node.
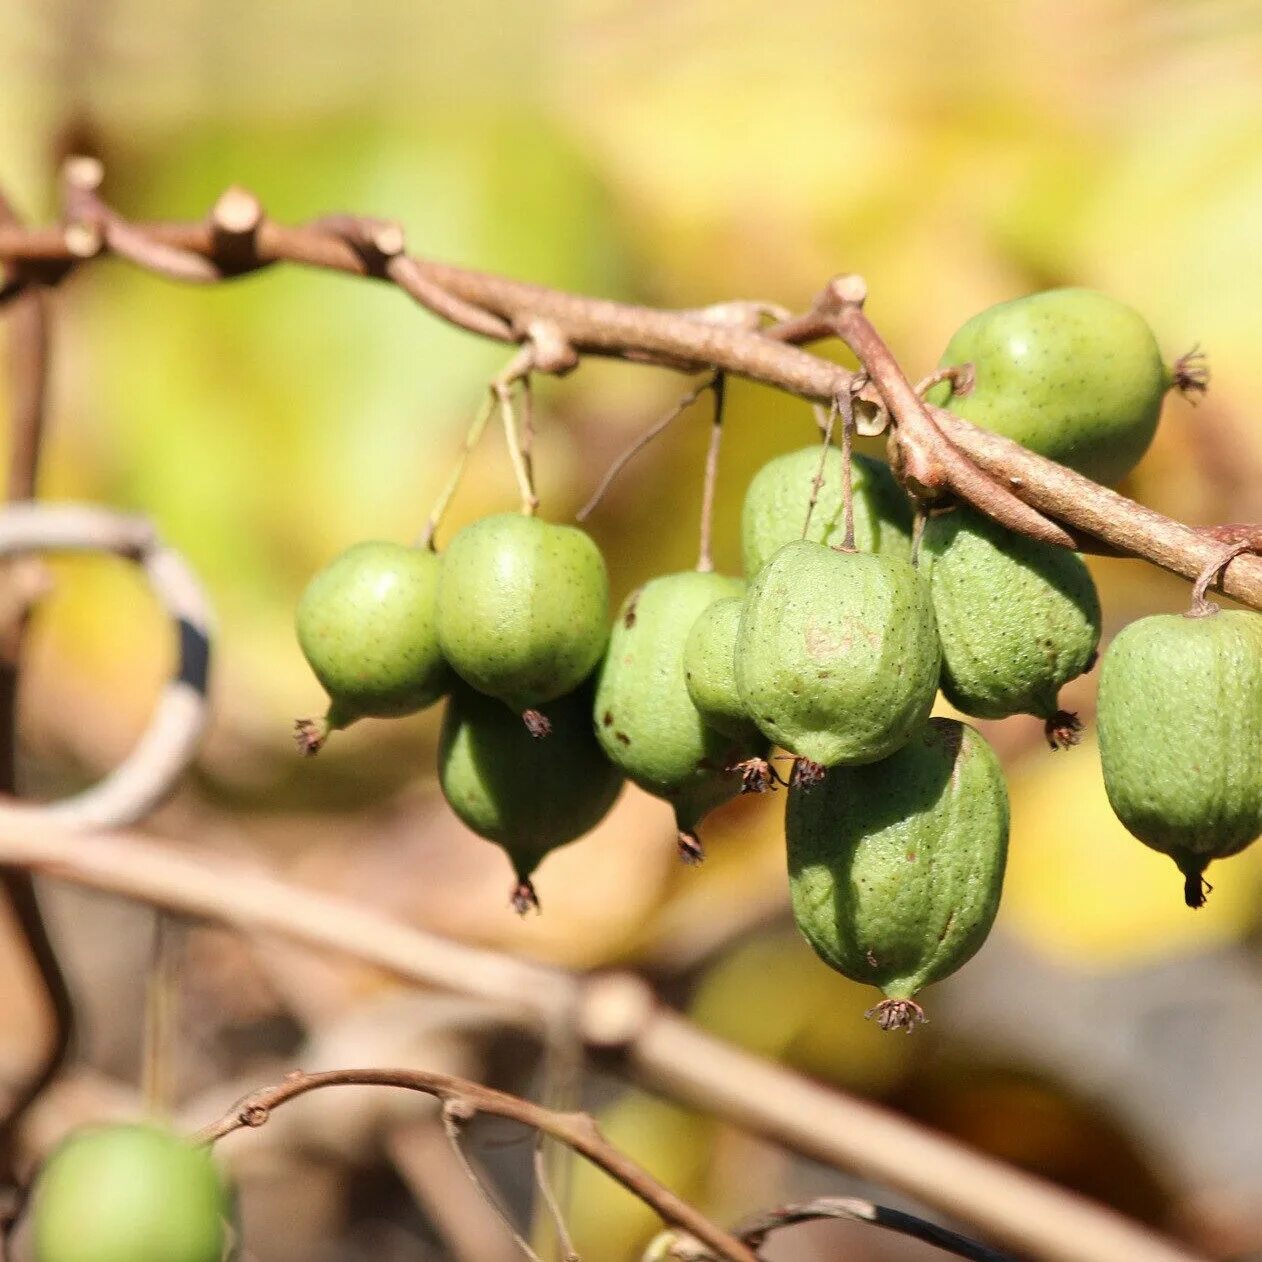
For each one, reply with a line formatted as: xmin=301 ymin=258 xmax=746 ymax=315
xmin=210 ymin=186 xmax=263 ymax=236
xmin=521 ymin=318 xmax=579 ymax=376
xmin=63 ymin=221 xmax=103 ymax=258
xmin=62 ymin=155 xmax=104 ymax=194
xmin=578 ymin=972 xmax=655 ymax=1051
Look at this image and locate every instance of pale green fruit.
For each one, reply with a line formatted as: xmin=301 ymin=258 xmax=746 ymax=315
xmin=682 ymin=596 xmax=761 ymax=745
xmin=438 ymin=682 xmax=623 ymax=912
xmin=929 ymin=288 xmax=1169 ymax=484
xmin=736 ymin=541 xmax=939 ymax=769
xmin=921 ymin=505 xmax=1101 ymax=744
xmin=787 ymin=718 xmax=1009 ymax=1031
xmin=595 ymin=571 xmax=765 ymax=858
xmin=436 ymin=514 xmax=608 ymax=729
xmin=740 ymin=445 xmax=912 ymax=577
xmin=1098 ymin=609 xmax=1262 ymax=907
xmin=295 ymin=541 xmax=451 ymax=751
xmin=32 ymin=1123 xmax=227 ymax=1262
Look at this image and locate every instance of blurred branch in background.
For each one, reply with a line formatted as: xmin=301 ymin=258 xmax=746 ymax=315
xmin=0 ymin=814 xmax=1203 ymax=1262
xmin=0 ymin=182 xmax=71 ymax=1176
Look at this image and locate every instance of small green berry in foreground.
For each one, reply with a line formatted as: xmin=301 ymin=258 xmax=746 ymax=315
xmin=32 ymin=1123 xmax=227 ymax=1262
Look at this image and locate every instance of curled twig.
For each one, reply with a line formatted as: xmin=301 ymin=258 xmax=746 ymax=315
xmin=197 ymin=1067 xmax=755 ymax=1262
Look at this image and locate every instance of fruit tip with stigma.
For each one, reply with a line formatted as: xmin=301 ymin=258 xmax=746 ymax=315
xmin=676 ymin=830 xmax=705 ymax=865
xmin=865 ymin=997 xmax=927 ymax=1034
xmin=511 ymin=877 xmax=540 ymax=915
xmin=293 ymin=716 xmax=330 ymax=757
xmin=522 ymin=708 xmax=552 ymax=738
xmin=1182 ymin=867 xmax=1211 ymax=910
xmin=1044 ymin=710 xmax=1083 ymax=751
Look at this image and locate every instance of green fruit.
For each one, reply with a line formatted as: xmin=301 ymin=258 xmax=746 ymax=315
xmin=736 ymin=541 xmax=940 ymax=769
xmin=437 ymin=514 xmax=608 ymax=731
xmin=929 ymin=288 xmax=1169 ymax=484
xmin=295 ymin=541 xmax=452 ymax=752
xmin=438 ymin=682 xmax=623 ymax=911
xmin=922 ymin=505 xmax=1101 ymax=744
xmin=595 ymin=571 xmax=764 ymax=858
xmin=787 ymin=718 xmax=1010 ymax=1030
xmin=1097 ymin=609 xmax=1262 ymax=908
xmin=32 ymin=1123 xmax=227 ymax=1262
xmin=682 ymin=596 xmax=761 ymax=745
xmin=740 ymin=445 xmax=912 ymax=577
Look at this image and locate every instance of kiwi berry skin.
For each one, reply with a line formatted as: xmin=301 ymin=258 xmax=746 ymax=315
xmin=438 ymin=681 xmax=623 ymax=898
xmin=1097 ymin=609 xmax=1262 ymax=904
xmin=928 ymin=287 xmax=1168 ymax=485
xmin=921 ymin=505 xmax=1101 ymax=723
xmin=296 ymin=540 xmax=451 ymax=723
xmin=682 ymin=595 xmax=761 ymax=745
xmin=736 ymin=540 xmax=940 ymax=767
xmin=595 ymin=570 xmax=763 ymax=841
xmin=437 ymin=513 xmax=608 ymax=714
xmin=741 ymin=445 xmax=912 ymax=578
xmin=787 ymin=718 xmax=1009 ymax=1018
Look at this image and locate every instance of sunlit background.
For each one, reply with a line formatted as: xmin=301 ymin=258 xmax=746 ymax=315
xmin=4 ymin=1 xmax=1262 ymax=1258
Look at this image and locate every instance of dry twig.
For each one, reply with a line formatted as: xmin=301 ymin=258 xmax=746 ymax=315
xmin=0 ymin=818 xmax=1202 ymax=1262
xmin=197 ymin=1066 xmax=755 ymax=1262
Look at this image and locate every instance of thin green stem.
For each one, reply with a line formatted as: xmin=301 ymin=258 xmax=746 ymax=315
xmin=419 ymin=392 xmax=496 ymax=549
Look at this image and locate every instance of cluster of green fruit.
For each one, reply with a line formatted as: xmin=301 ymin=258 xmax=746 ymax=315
xmin=295 ymin=287 xmax=1261 ymax=1029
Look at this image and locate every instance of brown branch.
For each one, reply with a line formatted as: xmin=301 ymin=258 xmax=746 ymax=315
xmin=0 ymin=818 xmax=1202 ymax=1262
xmin=815 ymin=275 xmax=1073 ymax=549
xmin=195 ymin=1066 xmax=756 ymax=1262
xmin=0 ymin=173 xmax=1244 ymax=611
xmin=737 ymin=1196 xmax=1017 ymax=1261
xmin=0 ymin=183 xmax=72 ymax=1167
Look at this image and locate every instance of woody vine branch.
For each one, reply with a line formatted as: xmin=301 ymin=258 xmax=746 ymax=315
xmin=0 ymin=158 xmax=1257 ymax=606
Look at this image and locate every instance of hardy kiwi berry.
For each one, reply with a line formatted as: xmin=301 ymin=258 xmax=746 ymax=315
xmin=436 ymin=513 xmax=608 ymax=735
xmin=1097 ymin=608 xmax=1262 ymax=907
xmin=736 ymin=540 xmax=939 ymax=775
xmin=595 ymin=571 xmax=765 ymax=861
xmin=438 ymin=682 xmax=623 ymax=912
xmin=787 ymin=718 xmax=1010 ymax=1031
xmin=928 ymin=288 xmax=1169 ymax=485
xmin=295 ymin=540 xmax=451 ymax=753
xmin=740 ymin=445 xmax=912 ymax=577
xmin=31 ymin=1123 xmax=227 ymax=1262
xmin=921 ymin=505 xmax=1101 ymax=746
xmin=682 ymin=596 xmax=761 ymax=747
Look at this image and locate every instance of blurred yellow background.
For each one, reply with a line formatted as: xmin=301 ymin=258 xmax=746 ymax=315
xmin=4 ymin=2 xmax=1262 ymax=1259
